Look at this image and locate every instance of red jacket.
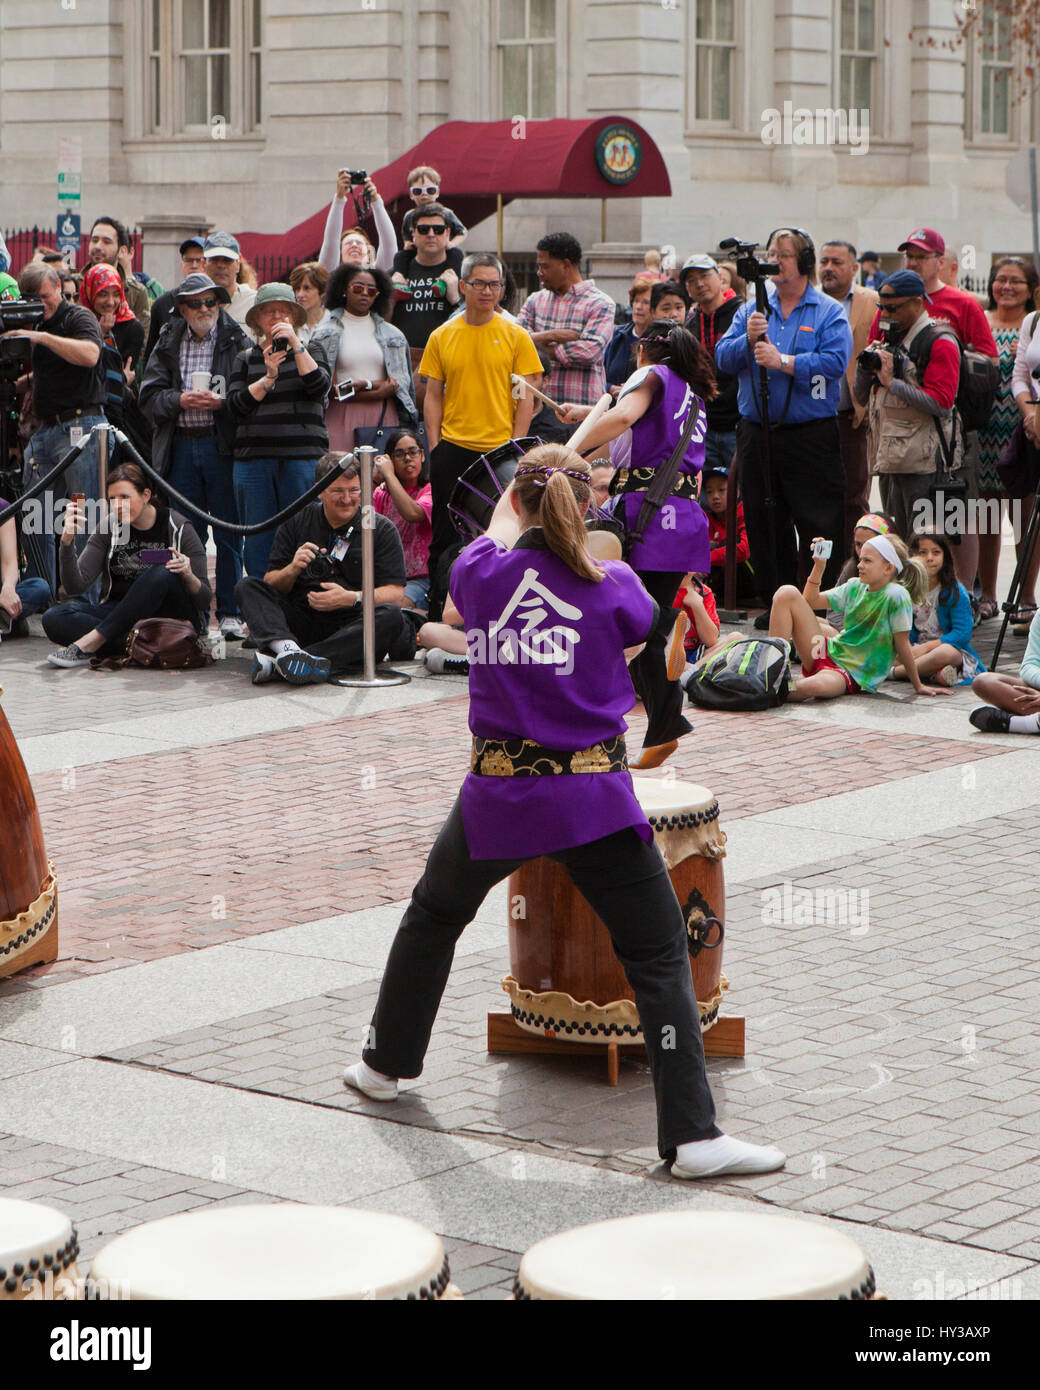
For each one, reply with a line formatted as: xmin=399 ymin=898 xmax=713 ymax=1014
xmin=707 ymin=501 xmax=749 ymax=569
xmin=674 ymin=577 xmax=720 ymax=652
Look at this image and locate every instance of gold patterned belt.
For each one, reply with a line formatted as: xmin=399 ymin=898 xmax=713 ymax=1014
xmin=611 ymin=466 xmax=700 ymax=501
xmin=470 ymin=735 xmax=628 ymax=777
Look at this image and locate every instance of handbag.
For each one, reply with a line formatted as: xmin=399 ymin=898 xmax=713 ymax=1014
xmin=90 ymin=618 xmax=214 ymax=671
xmin=353 ymin=402 xmax=430 ymax=464
xmin=996 ymin=421 xmax=1040 ymax=499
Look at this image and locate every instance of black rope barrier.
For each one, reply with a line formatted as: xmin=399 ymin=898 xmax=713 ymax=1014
xmin=0 ymin=434 xmax=92 ymax=528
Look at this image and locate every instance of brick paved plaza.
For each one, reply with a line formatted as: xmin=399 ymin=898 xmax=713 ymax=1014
xmin=2 ymin=605 xmax=1039 ymax=1302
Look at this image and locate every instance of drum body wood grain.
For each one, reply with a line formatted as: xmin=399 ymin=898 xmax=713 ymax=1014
xmin=504 ymin=778 xmax=726 ymax=1043
xmin=0 ymin=697 xmax=58 ymax=978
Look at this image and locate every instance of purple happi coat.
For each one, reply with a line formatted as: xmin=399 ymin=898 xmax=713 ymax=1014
xmin=449 ymin=532 xmax=657 ymax=860
xmin=610 ymin=363 xmax=709 ymax=573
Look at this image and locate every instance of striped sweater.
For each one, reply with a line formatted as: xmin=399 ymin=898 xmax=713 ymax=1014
xmin=226 ymin=343 xmax=331 ymax=460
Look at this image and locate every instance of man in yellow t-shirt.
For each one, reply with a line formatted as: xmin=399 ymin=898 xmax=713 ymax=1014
xmin=421 ymin=253 xmax=542 ymax=619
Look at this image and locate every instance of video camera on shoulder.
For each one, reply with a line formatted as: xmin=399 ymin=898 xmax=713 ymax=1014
xmin=0 ymin=299 xmax=45 ymax=375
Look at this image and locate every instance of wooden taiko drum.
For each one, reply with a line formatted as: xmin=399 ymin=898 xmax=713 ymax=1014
xmin=514 ymin=1212 xmax=881 ymax=1301
xmin=503 ymin=777 xmax=727 ymax=1044
xmin=0 ymin=685 xmax=58 ymax=980
xmin=0 ymin=1199 xmax=80 ymax=1300
xmin=88 ymin=1206 xmax=462 ymax=1300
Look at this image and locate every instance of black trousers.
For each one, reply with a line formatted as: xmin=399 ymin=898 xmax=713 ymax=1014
xmin=42 ymin=566 xmax=203 ymax=653
xmin=736 ymin=416 xmax=845 ymax=601
xmin=235 ymin=576 xmax=405 ymax=672
xmin=427 ymin=437 xmax=486 ymax=621
xmin=363 ymin=797 xmax=720 ymax=1159
xmin=630 ymin=570 xmax=692 ymax=747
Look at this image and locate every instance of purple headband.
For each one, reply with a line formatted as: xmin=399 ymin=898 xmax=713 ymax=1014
xmin=514 ymin=464 xmax=591 ymax=488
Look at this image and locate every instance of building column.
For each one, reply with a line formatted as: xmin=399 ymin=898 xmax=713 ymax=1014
xmin=139 ymin=214 xmax=212 ymax=289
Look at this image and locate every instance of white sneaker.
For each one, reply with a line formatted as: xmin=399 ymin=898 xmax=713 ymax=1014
xmin=250 ymin=651 xmax=278 ymax=685
xmin=425 ymin=647 xmax=470 ymax=676
xmin=671 ymin=1133 xmax=786 ymax=1180
xmin=219 ymin=616 xmax=248 ymax=641
xmin=343 ymin=1062 xmax=399 ymax=1101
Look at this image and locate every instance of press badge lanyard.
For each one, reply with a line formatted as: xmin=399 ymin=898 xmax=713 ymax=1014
xmin=328 ymin=523 xmax=355 ymax=563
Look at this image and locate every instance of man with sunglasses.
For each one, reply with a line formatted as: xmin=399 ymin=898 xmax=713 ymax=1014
xmin=140 ymin=272 xmax=252 ymax=639
xmin=390 ymin=203 xmax=463 ymax=358
xmin=142 ymin=235 xmax=208 ymax=365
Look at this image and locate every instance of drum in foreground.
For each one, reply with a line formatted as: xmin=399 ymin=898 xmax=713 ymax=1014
xmin=0 ymin=1199 xmax=80 ymax=1299
xmin=88 ymin=1205 xmax=460 ymax=1300
xmin=515 ymin=1212 xmax=879 ymax=1301
xmin=448 ymin=436 xmax=543 ymax=539
xmin=504 ymin=778 xmax=727 ymax=1043
xmin=0 ymin=686 xmax=58 ymax=980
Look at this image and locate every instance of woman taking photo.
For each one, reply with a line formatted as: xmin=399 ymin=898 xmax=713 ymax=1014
xmin=318 ymin=170 xmax=397 ymax=274
xmin=312 ymin=263 xmax=416 ymax=454
xmin=42 ymin=462 xmax=211 ymax=668
xmin=343 ymin=445 xmax=784 ymax=1184
xmin=560 ymin=320 xmax=717 ymax=769
xmin=372 ymin=427 xmax=433 ymax=613
xmin=289 ymin=261 xmax=330 ymax=345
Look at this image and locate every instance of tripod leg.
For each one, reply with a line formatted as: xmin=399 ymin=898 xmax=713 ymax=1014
xmin=992 ymin=490 xmax=1040 ymax=669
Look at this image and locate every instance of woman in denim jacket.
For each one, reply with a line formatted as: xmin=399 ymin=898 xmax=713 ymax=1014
xmin=311 ymin=264 xmax=416 ymax=453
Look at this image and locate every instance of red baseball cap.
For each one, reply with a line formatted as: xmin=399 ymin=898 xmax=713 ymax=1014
xmin=898 ymin=227 xmax=946 ymax=256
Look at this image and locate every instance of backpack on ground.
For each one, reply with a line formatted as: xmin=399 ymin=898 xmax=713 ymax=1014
xmin=684 ymin=635 xmax=791 ymax=711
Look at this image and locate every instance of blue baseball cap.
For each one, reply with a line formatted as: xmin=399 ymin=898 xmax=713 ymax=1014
xmin=878 ymin=269 xmax=931 ymax=302
xmin=203 ymin=231 xmax=241 ymax=260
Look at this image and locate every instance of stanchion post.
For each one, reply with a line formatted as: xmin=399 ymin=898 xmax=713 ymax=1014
xmin=331 ymin=446 xmax=410 ymax=688
xmin=96 ymin=423 xmax=108 ymax=505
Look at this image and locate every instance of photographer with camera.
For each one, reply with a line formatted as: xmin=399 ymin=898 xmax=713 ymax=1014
xmin=318 ymin=169 xmax=398 ymax=275
xmin=853 ymin=270 xmax=961 ymax=542
xmin=2 ymin=262 xmax=106 ymax=598
xmin=226 ymin=283 xmax=331 ymax=579
xmin=714 ymin=228 xmax=852 ymax=623
xmin=234 ymin=453 xmax=406 ymax=685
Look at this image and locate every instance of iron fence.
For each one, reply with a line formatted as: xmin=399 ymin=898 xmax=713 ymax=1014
xmin=2 ymin=225 xmax=142 ymax=276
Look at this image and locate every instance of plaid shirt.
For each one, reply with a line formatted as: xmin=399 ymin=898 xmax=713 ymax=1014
xmin=178 ymin=323 xmax=218 ymax=427
xmin=517 ymin=280 xmax=615 ymax=405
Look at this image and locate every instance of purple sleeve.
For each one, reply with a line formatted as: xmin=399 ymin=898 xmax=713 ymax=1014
xmin=447 ymin=535 xmax=501 ymax=624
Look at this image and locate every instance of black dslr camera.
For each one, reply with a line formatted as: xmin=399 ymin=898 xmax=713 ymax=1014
xmin=348 ymin=170 xmax=367 ymax=185
xmin=858 ymin=322 xmax=905 ymax=377
xmin=300 ymin=549 xmax=337 ymax=589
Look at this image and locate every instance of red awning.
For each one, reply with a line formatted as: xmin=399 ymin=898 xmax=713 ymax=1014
xmin=236 ymin=116 xmax=670 ymax=269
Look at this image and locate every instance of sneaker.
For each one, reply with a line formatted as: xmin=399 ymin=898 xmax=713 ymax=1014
xmin=250 ymin=651 xmax=278 ymax=685
xmin=671 ymin=1134 xmax=787 ymax=1180
xmin=343 ymin=1062 xmax=399 ymax=1102
xmin=219 ymin=616 xmax=248 ymax=641
xmin=274 ymin=648 xmax=330 ymax=686
xmin=425 ymin=647 xmax=470 ymax=675
xmin=934 ymin=664 xmax=959 ymax=688
xmin=753 ymin=610 xmax=771 ymax=630
xmin=47 ymin=643 xmax=92 ymax=669
xmin=969 ymin=706 xmax=1011 ymax=733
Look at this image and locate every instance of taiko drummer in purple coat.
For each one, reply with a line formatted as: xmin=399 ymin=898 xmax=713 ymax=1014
xmin=344 ymin=444 xmax=785 ymax=1180
xmin=559 ymin=321 xmax=716 ymax=769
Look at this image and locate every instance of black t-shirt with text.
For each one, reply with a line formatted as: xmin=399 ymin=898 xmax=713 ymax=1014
xmin=107 ymin=507 xmax=170 ymax=603
xmin=268 ymin=499 xmax=406 ymax=601
xmin=31 ymin=301 xmax=106 ymax=418
xmin=390 ymin=247 xmax=464 ymax=350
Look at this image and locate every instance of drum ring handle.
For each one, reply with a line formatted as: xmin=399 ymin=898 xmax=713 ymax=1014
xmin=694 ymin=916 xmax=724 ymax=950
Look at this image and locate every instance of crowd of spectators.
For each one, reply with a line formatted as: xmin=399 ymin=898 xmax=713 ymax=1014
xmin=2 ymin=179 xmax=1038 ymax=719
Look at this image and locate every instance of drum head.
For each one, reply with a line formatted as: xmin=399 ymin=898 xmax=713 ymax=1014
xmin=517 ymin=1212 xmax=874 ymax=1301
xmin=630 ymin=776 xmax=715 ymax=820
xmin=0 ymin=1198 xmax=76 ymax=1290
xmin=88 ymin=1205 xmax=450 ymax=1301
xmin=447 ymin=436 xmax=543 ymax=538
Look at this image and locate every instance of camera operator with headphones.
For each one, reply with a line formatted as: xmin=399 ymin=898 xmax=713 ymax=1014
xmin=853 ymin=270 xmax=961 ymax=542
xmin=715 ymin=228 xmax=852 ymax=626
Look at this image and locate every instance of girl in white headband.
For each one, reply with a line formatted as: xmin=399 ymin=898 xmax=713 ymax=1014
xmin=768 ymin=531 xmax=952 ymax=701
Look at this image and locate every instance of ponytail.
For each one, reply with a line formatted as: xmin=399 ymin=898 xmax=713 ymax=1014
xmin=888 ymin=534 xmax=929 ymax=604
xmin=639 ymin=321 xmax=717 ymax=401
xmin=512 ymin=444 xmax=604 ymax=584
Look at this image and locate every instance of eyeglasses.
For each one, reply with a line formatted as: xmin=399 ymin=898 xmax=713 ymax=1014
xmin=349 ymin=283 xmax=378 ymax=296
xmin=63 ymin=290 xmax=77 ymax=300
xmin=415 ymin=224 xmax=447 ymax=236
xmin=994 ymin=278 xmax=1030 ymax=287
xmin=878 ymin=298 xmax=912 ymax=310
xmin=180 ymin=297 xmax=218 ymax=310
xmin=904 ymin=250 xmax=939 ymax=261
xmin=392 ymin=446 xmax=422 ymax=459
xmin=410 ymin=185 xmax=439 ymax=196
xmin=464 ymin=279 xmax=503 ymax=292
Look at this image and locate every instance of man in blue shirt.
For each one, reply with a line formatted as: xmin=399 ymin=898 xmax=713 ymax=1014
xmin=715 ymin=229 xmax=852 ymax=618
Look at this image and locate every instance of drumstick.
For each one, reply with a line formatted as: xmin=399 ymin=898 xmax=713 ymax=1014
xmin=566 ymin=393 xmax=613 ymax=456
xmin=510 ymin=374 xmax=562 ymax=412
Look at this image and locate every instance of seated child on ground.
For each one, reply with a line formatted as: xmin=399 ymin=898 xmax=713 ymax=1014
xmin=969 ymin=608 xmax=1040 ymax=733
xmin=891 ymin=531 xmax=985 ymax=688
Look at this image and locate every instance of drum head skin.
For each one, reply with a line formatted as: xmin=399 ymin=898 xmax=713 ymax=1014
xmin=517 ymin=1212 xmax=874 ymax=1301
xmin=88 ymin=1205 xmax=450 ymax=1301
xmin=0 ymin=1198 xmax=77 ymax=1294
xmin=630 ymin=777 xmax=714 ymax=817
